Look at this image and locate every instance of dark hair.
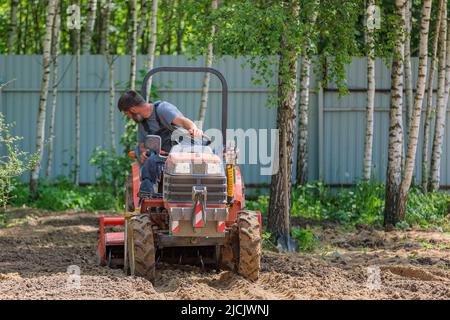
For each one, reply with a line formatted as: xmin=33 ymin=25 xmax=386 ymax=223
xmin=117 ymin=90 xmax=146 ymax=112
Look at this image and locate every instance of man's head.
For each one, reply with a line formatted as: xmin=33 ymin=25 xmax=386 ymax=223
xmin=117 ymin=90 xmax=152 ymax=123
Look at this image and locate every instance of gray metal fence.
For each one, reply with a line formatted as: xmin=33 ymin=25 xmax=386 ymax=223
xmin=0 ymin=55 xmax=446 ymax=187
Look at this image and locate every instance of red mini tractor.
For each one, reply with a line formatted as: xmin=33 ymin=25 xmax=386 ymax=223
xmin=98 ymin=67 xmax=262 ymax=283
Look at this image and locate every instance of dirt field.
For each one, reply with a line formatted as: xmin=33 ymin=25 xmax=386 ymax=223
xmin=0 ymin=209 xmax=449 ymax=300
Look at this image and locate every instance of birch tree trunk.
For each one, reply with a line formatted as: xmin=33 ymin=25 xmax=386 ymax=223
xmin=198 ymin=0 xmax=218 ymax=127
xmin=396 ymin=0 xmax=432 ymax=221
xmin=8 ymin=0 xmax=19 ymax=54
xmin=363 ymin=0 xmax=376 ymax=182
xmin=81 ymin=0 xmax=97 ymax=54
xmin=404 ymin=0 xmax=413 ymax=133
xmin=146 ymin=0 xmax=159 ymax=101
xmin=422 ymin=0 xmax=444 ymax=191
xmin=74 ymin=0 xmax=81 ymax=185
xmin=46 ymin=2 xmax=62 ymax=177
xmin=29 ymin=0 xmax=57 ymax=198
xmin=384 ymin=0 xmax=406 ymax=229
xmin=296 ymin=0 xmax=319 ymax=185
xmin=103 ymin=0 xmax=116 ymax=151
xmin=429 ymin=2 xmax=448 ymax=192
xmin=129 ymin=0 xmax=138 ymax=90
xmin=267 ymin=2 xmax=299 ymax=237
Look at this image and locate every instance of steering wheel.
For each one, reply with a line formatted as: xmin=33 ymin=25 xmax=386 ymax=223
xmin=172 ymin=126 xmax=212 ymax=146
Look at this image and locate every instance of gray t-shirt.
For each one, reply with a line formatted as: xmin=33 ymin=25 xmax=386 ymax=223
xmin=138 ymin=101 xmax=183 ymax=151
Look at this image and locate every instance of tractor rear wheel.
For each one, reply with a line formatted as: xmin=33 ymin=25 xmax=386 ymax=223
xmin=237 ymin=210 xmax=261 ymax=281
xmin=128 ymin=214 xmax=156 ymax=283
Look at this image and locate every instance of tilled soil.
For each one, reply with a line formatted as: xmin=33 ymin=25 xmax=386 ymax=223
xmin=0 ymin=209 xmax=449 ymax=300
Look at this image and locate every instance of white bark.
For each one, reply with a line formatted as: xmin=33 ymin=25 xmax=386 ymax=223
xmin=30 ymin=0 xmax=58 ymax=197
xmin=8 ymin=0 xmax=19 ymax=54
xmin=397 ymin=0 xmax=432 ymax=220
xmin=296 ymin=0 xmax=319 ymax=185
xmin=74 ymin=0 xmax=81 ymax=185
xmin=82 ymin=0 xmax=97 ymax=54
xmin=198 ymin=0 xmax=218 ymax=127
xmin=103 ymin=0 xmax=116 ymax=151
xmin=422 ymin=0 xmax=444 ymax=190
xmin=430 ymin=2 xmax=448 ymax=192
xmin=363 ymin=0 xmax=376 ymax=181
xmin=46 ymin=3 xmax=61 ymax=177
xmin=129 ymin=0 xmax=138 ymax=90
xmin=404 ymin=0 xmax=413 ymax=132
xmin=146 ymin=0 xmax=159 ymax=101
xmin=384 ymin=0 xmax=406 ymax=228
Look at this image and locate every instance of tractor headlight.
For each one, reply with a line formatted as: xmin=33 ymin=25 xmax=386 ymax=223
xmin=207 ymin=163 xmax=223 ymax=175
xmin=174 ymin=162 xmax=191 ymax=174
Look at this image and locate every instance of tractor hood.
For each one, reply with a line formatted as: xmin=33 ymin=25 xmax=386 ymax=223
xmin=165 ymin=145 xmax=225 ymax=176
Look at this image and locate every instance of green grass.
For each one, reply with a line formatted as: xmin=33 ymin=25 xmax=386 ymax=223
xmin=247 ymin=181 xmax=450 ymax=230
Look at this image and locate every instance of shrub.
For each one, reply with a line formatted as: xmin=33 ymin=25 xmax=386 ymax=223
xmin=0 ymin=113 xmax=39 ymax=209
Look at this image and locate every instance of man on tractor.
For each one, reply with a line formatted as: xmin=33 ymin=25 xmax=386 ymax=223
xmin=117 ymin=90 xmax=203 ymax=195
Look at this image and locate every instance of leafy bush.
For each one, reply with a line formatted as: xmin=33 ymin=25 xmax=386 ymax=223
xmin=291 ymin=227 xmax=319 ymax=252
xmin=0 ymin=113 xmax=39 ymax=209
xmin=8 ymin=177 xmax=118 ymax=212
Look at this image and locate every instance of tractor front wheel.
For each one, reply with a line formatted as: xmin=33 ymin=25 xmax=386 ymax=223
xmin=237 ymin=210 xmax=261 ymax=281
xmin=127 ymin=214 xmax=156 ymax=283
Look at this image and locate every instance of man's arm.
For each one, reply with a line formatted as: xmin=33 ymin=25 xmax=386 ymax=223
xmin=172 ymin=116 xmax=203 ymax=137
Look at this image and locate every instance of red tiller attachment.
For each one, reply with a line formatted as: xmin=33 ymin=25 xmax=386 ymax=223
xmin=98 ymin=216 xmax=125 ymax=267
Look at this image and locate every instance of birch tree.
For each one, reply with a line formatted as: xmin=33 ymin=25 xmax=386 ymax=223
xmin=384 ymin=0 xmax=407 ymax=229
xmin=73 ymin=0 xmax=81 ymax=185
xmin=198 ymin=0 xmax=218 ymax=127
xmin=81 ymin=0 xmax=97 ymax=54
xmin=46 ymin=2 xmax=62 ymax=177
xmin=395 ymin=0 xmax=432 ymax=222
xmin=129 ymin=0 xmax=138 ymax=90
xmin=429 ymin=1 xmax=447 ymax=192
xmin=363 ymin=0 xmax=376 ymax=181
xmin=102 ymin=0 xmax=117 ymax=151
xmin=296 ymin=0 xmax=319 ymax=185
xmin=267 ymin=10 xmax=299 ymax=238
xmin=403 ymin=0 xmax=413 ymax=133
xmin=8 ymin=0 xmax=19 ymax=54
xmin=146 ymin=0 xmax=159 ymax=101
xmin=29 ymin=0 xmax=58 ymax=198
xmin=422 ymin=0 xmax=444 ymax=191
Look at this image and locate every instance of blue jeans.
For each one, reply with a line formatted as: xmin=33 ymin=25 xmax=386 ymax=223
xmin=139 ymin=153 xmax=166 ymax=193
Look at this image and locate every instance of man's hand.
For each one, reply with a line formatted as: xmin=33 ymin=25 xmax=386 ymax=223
xmin=140 ymin=150 xmax=149 ymax=163
xmin=138 ymin=143 xmax=149 ymax=163
xmin=173 ymin=116 xmax=203 ymax=138
xmin=188 ymin=127 xmax=203 ymax=138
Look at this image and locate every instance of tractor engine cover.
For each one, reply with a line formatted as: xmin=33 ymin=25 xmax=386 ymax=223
xmin=163 ymin=145 xmax=228 ymax=237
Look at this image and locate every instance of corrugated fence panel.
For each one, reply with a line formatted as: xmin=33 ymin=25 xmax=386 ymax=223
xmin=1 ymin=55 xmax=448 ymax=188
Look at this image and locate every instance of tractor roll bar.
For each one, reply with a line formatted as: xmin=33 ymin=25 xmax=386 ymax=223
xmin=141 ymin=67 xmax=228 ymax=144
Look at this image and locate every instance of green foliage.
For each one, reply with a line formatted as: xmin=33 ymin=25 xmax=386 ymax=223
xmin=261 ymin=230 xmax=277 ymax=251
xmin=89 ymin=147 xmax=130 ymax=190
xmin=0 ymin=113 xmax=39 ymax=209
xmin=247 ymin=182 xmax=450 ymax=229
xmin=291 ymin=227 xmax=319 ymax=252
xmin=8 ymin=176 xmax=118 ymax=212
